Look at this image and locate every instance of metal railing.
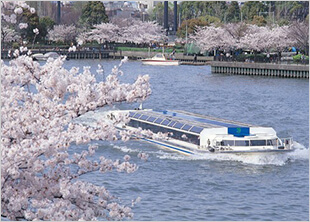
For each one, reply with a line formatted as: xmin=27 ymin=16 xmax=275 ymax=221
xmin=280 ymin=137 xmax=293 ymax=150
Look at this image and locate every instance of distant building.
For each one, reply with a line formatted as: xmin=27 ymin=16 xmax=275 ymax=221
xmin=103 ymin=1 xmax=150 ymax=21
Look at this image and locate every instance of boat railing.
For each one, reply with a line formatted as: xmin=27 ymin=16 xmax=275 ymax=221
xmin=213 ymin=137 xmax=294 ymax=149
xmin=280 ymin=137 xmax=293 ymax=150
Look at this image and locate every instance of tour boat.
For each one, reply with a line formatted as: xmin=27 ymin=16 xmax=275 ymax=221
xmin=141 ymin=53 xmax=181 ymax=66
xmin=105 ymin=109 xmax=294 ymax=155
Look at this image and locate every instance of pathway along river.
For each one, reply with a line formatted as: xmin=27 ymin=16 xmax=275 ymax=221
xmin=55 ymin=59 xmax=309 ymax=220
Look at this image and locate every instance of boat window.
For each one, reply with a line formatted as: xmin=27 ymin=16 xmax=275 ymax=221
xmin=250 ymin=140 xmax=266 ymax=146
xmin=147 ymin=116 xmax=156 ymax=122
xmin=189 ymin=126 xmax=204 ymax=134
xmin=168 ymin=121 xmax=176 ymax=127
xmin=133 ymin=113 xmax=141 ymax=119
xmin=221 ymin=140 xmax=234 ymax=146
xmin=167 ymin=128 xmax=200 ymax=145
xmin=267 ymin=139 xmax=277 ymax=146
xmin=235 ymin=140 xmax=249 ymax=146
xmin=161 ymin=119 xmax=170 ymax=125
xmin=173 ymin=122 xmax=184 ymax=129
xmin=139 ymin=115 xmax=149 ymax=120
xmin=129 ymin=112 xmax=135 ymax=117
xmin=181 ymin=124 xmax=192 ymax=131
xmin=154 ymin=118 xmax=164 ymax=124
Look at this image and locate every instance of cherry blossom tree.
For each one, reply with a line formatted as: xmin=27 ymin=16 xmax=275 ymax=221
xmin=238 ymin=25 xmax=270 ymax=51
xmin=2 ymin=1 xmax=153 ymax=221
xmin=238 ymin=25 xmax=295 ymax=52
xmin=1 ymin=53 xmax=152 ymax=221
xmin=191 ymin=22 xmax=296 ymax=53
xmin=190 ymin=25 xmax=231 ymax=52
xmin=287 ymin=21 xmax=309 ymax=55
xmin=77 ymin=20 xmax=167 ymax=45
xmin=223 ymin=22 xmax=249 ymax=48
xmin=120 ymin=20 xmax=167 ymax=44
xmin=1 ymin=26 xmax=20 ymax=46
xmin=48 ymin=24 xmax=78 ymax=44
xmin=76 ymin=23 xmax=120 ymax=45
xmin=1 ymin=1 xmax=35 ymax=44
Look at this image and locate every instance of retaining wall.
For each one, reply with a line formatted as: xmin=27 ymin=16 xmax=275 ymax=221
xmin=211 ymin=61 xmax=309 ymax=78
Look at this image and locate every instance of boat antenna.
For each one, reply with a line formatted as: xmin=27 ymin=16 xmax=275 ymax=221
xmin=139 ymin=103 xmax=143 ymax=110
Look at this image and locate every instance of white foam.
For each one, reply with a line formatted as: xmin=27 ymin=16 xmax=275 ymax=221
xmin=156 ymin=141 xmax=309 ymax=166
xmin=112 ymin=145 xmax=141 ymax=154
xmin=286 ymin=141 xmax=309 ymax=161
xmin=111 ymin=141 xmax=308 ymax=166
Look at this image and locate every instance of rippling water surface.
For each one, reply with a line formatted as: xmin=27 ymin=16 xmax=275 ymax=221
xmin=64 ymin=59 xmax=308 ymax=220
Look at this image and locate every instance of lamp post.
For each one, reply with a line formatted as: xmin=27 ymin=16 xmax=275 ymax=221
xmin=57 ymin=1 xmax=61 ymax=24
xmin=185 ymin=20 xmax=188 ymax=55
xmin=164 ymin=1 xmax=168 ymax=35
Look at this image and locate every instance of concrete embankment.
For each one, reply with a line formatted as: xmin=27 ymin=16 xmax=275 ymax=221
xmin=211 ymin=61 xmax=309 ymax=78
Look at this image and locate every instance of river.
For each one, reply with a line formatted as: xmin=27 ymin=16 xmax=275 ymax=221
xmin=25 ymin=59 xmax=310 ymax=220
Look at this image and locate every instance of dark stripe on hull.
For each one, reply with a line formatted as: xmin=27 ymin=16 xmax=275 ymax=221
xmin=140 ymin=138 xmax=194 ymax=155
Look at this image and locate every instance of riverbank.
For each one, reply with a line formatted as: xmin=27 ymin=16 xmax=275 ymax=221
xmin=2 ymin=49 xmax=308 ymax=77
xmin=1 ymin=49 xmax=213 ymax=65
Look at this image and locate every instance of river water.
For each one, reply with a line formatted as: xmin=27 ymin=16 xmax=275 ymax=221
xmin=20 ymin=58 xmax=310 ymax=220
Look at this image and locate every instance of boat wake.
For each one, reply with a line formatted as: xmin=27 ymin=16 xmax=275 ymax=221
xmin=158 ymin=141 xmax=308 ymax=166
xmin=112 ymin=145 xmax=142 ymax=154
xmin=113 ymin=141 xmax=308 ymax=166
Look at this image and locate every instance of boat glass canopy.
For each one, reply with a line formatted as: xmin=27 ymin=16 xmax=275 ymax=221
xmin=129 ymin=111 xmax=204 ymax=135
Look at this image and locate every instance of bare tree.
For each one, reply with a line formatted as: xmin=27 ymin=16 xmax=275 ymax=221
xmin=288 ymin=21 xmax=309 ymax=55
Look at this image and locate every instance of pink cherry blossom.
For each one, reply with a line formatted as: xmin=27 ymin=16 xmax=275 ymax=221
xmin=14 ymin=7 xmax=23 ymax=14
xmin=2 ymin=24 xmax=152 ymax=221
xmin=18 ymin=23 xmax=28 ymax=29
xmin=48 ymin=24 xmax=78 ymax=43
xmin=191 ymin=22 xmax=297 ymax=52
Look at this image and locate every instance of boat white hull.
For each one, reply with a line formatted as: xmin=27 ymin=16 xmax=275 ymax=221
xmin=32 ymin=53 xmax=47 ymax=61
xmin=141 ymin=60 xmax=181 ymax=66
xmin=137 ymin=136 xmax=294 ymax=155
xmin=125 ymin=128 xmax=294 ymax=156
xmin=32 ymin=52 xmax=59 ymax=61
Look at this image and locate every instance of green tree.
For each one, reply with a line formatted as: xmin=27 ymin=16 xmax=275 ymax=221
xmin=79 ymin=1 xmax=108 ymax=28
xmin=226 ymin=1 xmax=240 ymax=23
xmin=148 ymin=2 xmax=174 ymax=27
xmin=38 ymin=17 xmax=55 ymax=41
xmin=19 ymin=9 xmax=40 ymax=42
xmin=202 ymin=15 xmax=221 ymax=25
xmin=179 ymin=1 xmax=208 ymax=20
xmin=176 ymin=17 xmax=208 ymax=38
xmin=251 ymin=15 xmax=267 ymax=26
xmin=241 ymin=1 xmax=268 ymax=22
xmin=19 ymin=11 xmax=56 ymax=43
xmin=206 ymin=2 xmax=228 ymax=22
xmin=288 ymin=1 xmax=309 ymax=20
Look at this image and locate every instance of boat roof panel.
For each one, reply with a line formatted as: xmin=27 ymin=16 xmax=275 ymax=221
xmin=161 ymin=119 xmax=170 ymax=125
xmin=129 ymin=110 xmax=256 ymax=132
xmin=181 ymin=124 xmax=193 ymax=131
xmin=154 ymin=118 xmax=164 ymax=124
xmin=139 ymin=114 xmax=149 ymax=120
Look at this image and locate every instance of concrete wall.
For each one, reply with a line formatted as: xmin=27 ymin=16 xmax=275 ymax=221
xmin=211 ymin=61 xmax=309 ymax=72
xmin=211 ymin=62 xmax=309 ymax=78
